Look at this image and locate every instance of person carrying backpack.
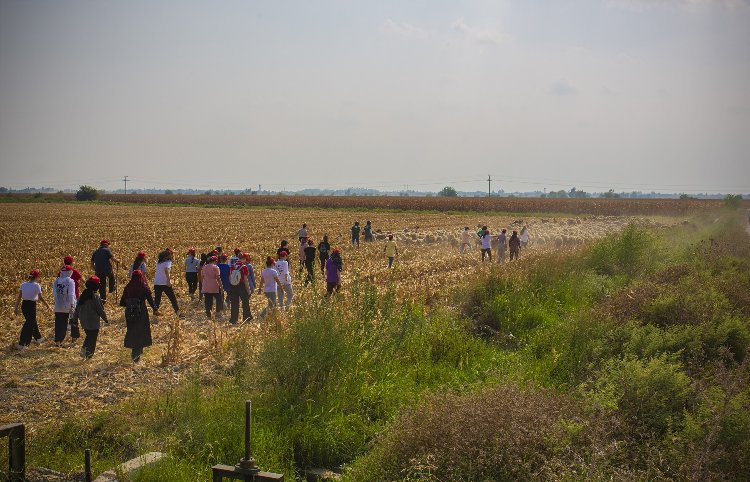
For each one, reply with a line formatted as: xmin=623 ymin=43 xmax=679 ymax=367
xmin=351 ymin=221 xmax=361 ymax=247
xmin=120 ymin=269 xmax=155 ymax=363
xmin=185 ymin=248 xmax=200 ymax=300
xmin=275 ymin=251 xmax=293 ymax=307
xmin=91 ymin=239 xmax=121 ymax=303
xmin=60 ymin=255 xmax=83 ymax=299
xmin=228 ymin=253 xmax=254 ymax=324
xmin=317 ymin=235 xmax=331 ymax=274
xmin=14 ymin=269 xmax=51 ymax=350
xmin=75 ymin=276 xmax=108 ymax=359
xmin=53 ymin=265 xmax=78 ymax=346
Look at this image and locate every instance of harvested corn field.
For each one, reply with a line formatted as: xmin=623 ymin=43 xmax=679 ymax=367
xmin=0 ymin=202 xmax=683 ymax=433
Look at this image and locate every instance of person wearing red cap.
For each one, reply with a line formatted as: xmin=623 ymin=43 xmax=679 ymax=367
xmin=61 ymin=256 xmax=83 ymax=299
xmin=128 ymin=251 xmax=147 ymax=278
xmin=185 ymin=248 xmax=200 ymax=300
xmin=153 ymin=249 xmax=181 ymax=317
xmin=201 ymin=255 xmax=223 ymax=319
xmin=119 ymin=270 xmax=155 ymax=362
xmin=228 ymin=253 xmax=254 ymax=324
xmin=91 ymin=239 xmax=121 ymax=303
xmin=325 ymin=249 xmax=343 ymax=296
xmin=53 ymin=265 xmax=78 ymax=345
xmin=75 ymin=276 xmax=108 ymax=358
xmin=258 ymin=257 xmax=281 ymax=319
xmin=229 ymin=248 xmax=242 ymax=266
xmin=303 ymin=239 xmax=317 ymax=286
xmin=14 ymin=269 xmax=51 ymax=349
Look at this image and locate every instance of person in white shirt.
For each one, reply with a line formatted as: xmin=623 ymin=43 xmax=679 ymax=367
xmin=460 ymin=227 xmax=473 ymax=254
xmin=298 ymin=223 xmax=308 ymax=242
xmin=275 ymin=251 xmax=293 ymax=307
xmin=480 ymin=227 xmax=493 ymax=262
xmin=184 ymin=248 xmax=200 ymax=300
xmin=14 ymin=269 xmax=51 ymax=349
xmin=154 ymin=248 xmax=181 ymax=317
xmin=258 ymin=257 xmax=282 ymax=319
xmin=53 ymin=265 xmax=78 ymax=345
xmin=497 ymin=229 xmax=508 ymax=263
xmin=520 ymin=225 xmax=530 ymax=249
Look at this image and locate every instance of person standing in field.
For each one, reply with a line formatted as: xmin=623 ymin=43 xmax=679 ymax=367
xmin=278 ymin=240 xmax=292 ymax=271
xmin=298 ymin=237 xmax=307 ymax=277
xmin=480 ymin=227 xmax=493 ymax=262
xmin=53 ymin=265 xmax=78 ymax=346
xmin=325 ymin=248 xmax=343 ymax=296
xmin=218 ymin=254 xmax=232 ymax=310
xmin=275 ymin=251 xmax=293 ymax=307
xmin=229 ymin=248 xmax=242 ymax=266
xmin=153 ymin=248 xmax=181 ymax=318
xmin=384 ymin=234 xmax=398 ymax=268
xmin=119 ymin=269 xmax=155 ymax=363
xmin=497 ymin=229 xmax=507 ymax=263
xmin=303 ymin=239 xmax=317 ymax=286
xmin=459 ymin=227 xmax=473 ymax=254
xmin=197 ymin=252 xmax=208 ymax=301
xmin=258 ymin=257 xmax=281 ymax=319
xmin=75 ymin=276 xmax=108 ymax=359
xmin=185 ymin=248 xmax=200 ymax=300
xmin=351 ymin=221 xmax=361 ymax=247
xmin=128 ymin=251 xmax=147 ymax=278
xmin=298 ymin=223 xmax=308 ymax=243
xmin=364 ymin=220 xmax=374 ymax=242
xmin=201 ymin=255 xmax=223 ymax=319
xmin=509 ymin=230 xmax=521 ymax=261
xmin=60 ymin=256 xmax=83 ymax=299
xmin=228 ymin=253 xmax=253 ymax=324
xmin=91 ymin=239 xmax=121 ymax=304
xmin=317 ymin=235 xmax=331 ymax=274
xmin=14 ymin=269 xmax=51 ymax=350
xmin=520 ymin=225 xmax=530 ymax=249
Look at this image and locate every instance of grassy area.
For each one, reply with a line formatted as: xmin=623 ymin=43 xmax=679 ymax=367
xmin=11 ymin=209 xmax=750 ymax=481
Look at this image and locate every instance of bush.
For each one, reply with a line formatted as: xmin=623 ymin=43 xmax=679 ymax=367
xmin=438 ymin=186 xmax=457 ymax=197
xmin=724 ymin=194 xmax=742 ymax=209
xmin=75 ymin=185 xmax=99 ymax=201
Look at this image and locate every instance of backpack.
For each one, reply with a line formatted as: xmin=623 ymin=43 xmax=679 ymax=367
xmin=230 ymin=266 xmax=243 ymax=286
xmin=319 ymin=243 xmax=328 ymax=255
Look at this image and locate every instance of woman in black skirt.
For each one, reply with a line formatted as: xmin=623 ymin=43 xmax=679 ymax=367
xmin=119 ymin=269 xmax=155 ymax=363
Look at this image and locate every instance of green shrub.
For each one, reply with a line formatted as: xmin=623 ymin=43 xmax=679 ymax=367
xmin=76 ymin=185 xmax=99 ymax=201
xmin=586 ymin=225 xmax=651 ymax=277
xmin=724 ymin=194 xmax=743 ymax=209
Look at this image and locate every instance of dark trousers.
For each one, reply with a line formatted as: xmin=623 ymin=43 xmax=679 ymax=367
xmin=154 ymin=285 xmax=179 ymax=312
xmin=96 ymin=271 xmax=115 ymax=301
xmin=132 ymin=346 xmax=143 ymax=362
xmin=204 ymin=293 xmax=223 ymax=317
xmin=19 ymin=300 xmax=41 ymax=346
xmin=510 ymin=249 xmax=519 ymax=261
xmin=185 ymin=272 xmax=198 ymax=295
xmin=229 ymin=284 xmax=252 ymax=324
xmin=304 ymin=261 xmax=315 ymax=286
xmin=326 ymin=281 xmax=340 ymax=296
xmin=319 ymin=254 xmax=328 ymax=273
xmin=82 ymin=328 xmax=99 ymax=358
xmin=54 ymin=311 xmax=79 ymax=342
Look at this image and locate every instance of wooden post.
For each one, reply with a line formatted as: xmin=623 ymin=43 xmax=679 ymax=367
xmin=1 ymin=423 xmax=25 ymax=482
xmin=85 ymin=448 xmax=92 ymax=482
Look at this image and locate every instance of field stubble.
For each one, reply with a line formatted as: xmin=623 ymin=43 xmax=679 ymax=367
xmin=0 ymin=203 xmax=681 ymax=433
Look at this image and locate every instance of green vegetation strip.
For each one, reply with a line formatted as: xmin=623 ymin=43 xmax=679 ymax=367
xmin=14 ymin=209 xmax=750 ymax=481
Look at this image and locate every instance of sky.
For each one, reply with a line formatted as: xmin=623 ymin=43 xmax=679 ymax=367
xmin=0 ymin=0 xmax=749 ymax=194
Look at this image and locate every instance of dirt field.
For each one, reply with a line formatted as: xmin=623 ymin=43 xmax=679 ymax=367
xmin=0 ymin=203 xmax=683 ymax=433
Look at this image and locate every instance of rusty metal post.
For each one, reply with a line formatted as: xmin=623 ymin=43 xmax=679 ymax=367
xmin=2 ymin=423 xmax=25 ymax=482
xmin=84 ymin=448 xmax=92 ymax=482
xmin=237 ymin=400 xmax=259 ymax=474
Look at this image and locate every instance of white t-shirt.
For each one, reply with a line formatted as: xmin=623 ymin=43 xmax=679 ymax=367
xmin=154 ymin=261 xmax=172 ymax=286
xmin=21 ymin=282 xmax=42 ymax=301
xmin=461 ymin=230 xmax=472 ymax=243
xmin=481 ymin=234 xmax=492 ymax=250
xmin=275 ymin=260 xmax=291 ymax=285
xmin=520 ymin=230 xmax=530 ymax=242
xmin=261 ymin=267 xmax=278 ymax=293
xmin=298 ymin=228 xmax=307 ymax=238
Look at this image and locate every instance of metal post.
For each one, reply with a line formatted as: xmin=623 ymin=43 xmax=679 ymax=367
xmin=85 ymin=448 xmax=92 ymax=482
xmin=2 ymin=423 xmax=25 ymax=482
xmin=237 ymin=400 xmax=258 ymax=474
xmin=487 ymin=175 xmax=492 ymax=197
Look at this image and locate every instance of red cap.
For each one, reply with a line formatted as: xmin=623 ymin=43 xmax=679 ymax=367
xmin=137 ymin=250 xmax=146 ymax=258
xmin=279 ymin=250 xmax=288 ymax=258
xmin=63 ymin=255 xmax=74 ymax=264
xmin=61 ymin=265 xmax=73 ymax=272
xmin=211 ymin=250 xmax=219 ymax=255
xmin=188 ymin=248 xmax=196 ymax=255
xmin=210 ymin=255 xmax=218 ymax=262
xmin=101 ymin=239 xmax=109 ymax=245
xmin=88 ymin=275 xmax=101 ymax=285
xmin=166 ymin=247 xmax=173 ymax=254
xmin=29 ymin=269 xmax=41 ymax=278
xmin=332 ymin=248 xmax=341 ymax=254
xmin=242 ymin=252 xmax=251 ymax=261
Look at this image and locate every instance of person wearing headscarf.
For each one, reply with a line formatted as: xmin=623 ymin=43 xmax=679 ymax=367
xmin=119 ymin=269 xmax=155 ymax=362
xmin=14 ymin=269 xmax=51 ymax=350
xmin=325 ymin=249 xmax=343 ymax=296
xmin=201 ymin=255 xmax=223 ymax=319
xmin=509 ymin=230 xmax=521 ymax=261
xmin=129 ymin=251 xmax=147 ymax=278
xmin=185 ymin=248 xmax=200 ymax=300
xmin=75 ymin=276 xmax=108 ymax=359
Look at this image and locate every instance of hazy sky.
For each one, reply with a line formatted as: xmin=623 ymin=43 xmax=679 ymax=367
xmin=1 ymin=0 xmax=748 ymax=193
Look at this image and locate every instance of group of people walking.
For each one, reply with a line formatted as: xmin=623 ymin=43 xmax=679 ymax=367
xmin=12 ymin=221 xmax=528 ymax=362
xmin=460 ymin=225 xmax=530 ymax=262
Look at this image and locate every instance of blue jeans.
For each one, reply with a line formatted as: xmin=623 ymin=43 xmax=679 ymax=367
xmin=388 ymin=257 xmax=394 ymax=268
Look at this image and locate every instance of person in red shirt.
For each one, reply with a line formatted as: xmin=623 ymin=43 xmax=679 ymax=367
xmin=60 ymin=255 xmax=83 ymax=299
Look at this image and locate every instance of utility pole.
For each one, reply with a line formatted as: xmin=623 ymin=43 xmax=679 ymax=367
xmin=487 ymin=175 xmax=492 ymax=198
xmin=123 ymin=176 xmax=129 ymax=195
